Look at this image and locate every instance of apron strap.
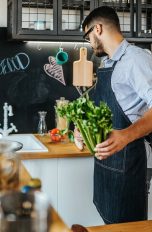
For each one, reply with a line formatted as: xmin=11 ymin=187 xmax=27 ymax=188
xmin=145 ymin=133 xmax=152 ymax=147
xmin=112 ymin=61 xmax=118 ymax=69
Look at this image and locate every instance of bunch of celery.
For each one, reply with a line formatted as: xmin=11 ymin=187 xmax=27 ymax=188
xmin=56 ymin=96 xmax=113 ymax=154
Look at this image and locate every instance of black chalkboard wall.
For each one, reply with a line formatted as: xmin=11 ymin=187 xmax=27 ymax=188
xmin=0 ymin=28 xmax=101 ymax=133
xmin=0 ymin=28 xmax=150 ymax=133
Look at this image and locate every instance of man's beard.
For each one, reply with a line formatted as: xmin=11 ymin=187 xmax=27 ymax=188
xmin=94 ymin=49 xmax=107 ymax=57
xmin=92 ymin=36 xmax=107 ymax=57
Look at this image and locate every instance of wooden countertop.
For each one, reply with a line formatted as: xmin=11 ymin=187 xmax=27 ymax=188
xmin=20 ymin=134 xmax=91 ymax=160
xmin=87 ymin=220 xmax=152 ymax=232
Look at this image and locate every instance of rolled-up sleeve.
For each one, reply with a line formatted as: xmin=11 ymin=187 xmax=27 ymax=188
xmin=129 ymin=50 xmax=152 ymax=108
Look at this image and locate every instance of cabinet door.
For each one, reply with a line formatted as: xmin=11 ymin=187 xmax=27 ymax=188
xmin=96 ymin=0 xmax=135 ymax=38
xmin=136 ymin=0 xmax=152 ymax=38
xmin=7 ymin=0 xmax=57 ymax=40
xmin=22 ymin=159 xmax=58 ymax=210
xmin=57 ymin=0 xmax=95 ymax=37
xmin=57 ymin=157 xmax=103 ymax=227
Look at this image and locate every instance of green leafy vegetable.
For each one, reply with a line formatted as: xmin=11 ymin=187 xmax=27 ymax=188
xmin=60 ymin=128 xmax=74 ymax=142
xmin=56 ymin=96 xmax=113 ymax=154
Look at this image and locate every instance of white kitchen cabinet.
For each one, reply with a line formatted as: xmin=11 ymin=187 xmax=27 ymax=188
xmin=57 ymin=157 xmax=103 ymax=227
xmin=23 ymin=157 xmax=152 ymax=228
xmin=22 ymin=157 xmax=103 ymax=227
xmin=22 ymin=159 xmax=58 ymax=210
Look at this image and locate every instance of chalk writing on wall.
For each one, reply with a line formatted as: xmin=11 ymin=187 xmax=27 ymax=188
xmin=44 ymin=56 xmax=66 ymax=85
xmin=0 ymin=52 xmax=30 ymax=76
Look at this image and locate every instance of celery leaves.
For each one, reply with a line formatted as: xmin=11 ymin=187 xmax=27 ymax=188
xmin=56 ymin=96 xmax=113 ymax=155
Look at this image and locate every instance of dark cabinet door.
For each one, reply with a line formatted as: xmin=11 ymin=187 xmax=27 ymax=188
xmin=57 ymin=0 xmax=95 ymax=38
xmin=96 ymin=0 xmax=135 ymax=38
xmin=7 ymin=0 xmax=57 ymax=40
xmin=136 ymin=0 xmax=152 ymax=38
xmin=7 ymin=0 xmax=95 ymax=41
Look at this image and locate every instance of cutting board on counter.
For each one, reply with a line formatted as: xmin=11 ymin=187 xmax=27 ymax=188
xmin=73 ymin=47 xmax=93 ymax=86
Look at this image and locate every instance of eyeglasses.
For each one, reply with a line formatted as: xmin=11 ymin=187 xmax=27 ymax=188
xmin=83 ymin=25 xmax=95 ymax=42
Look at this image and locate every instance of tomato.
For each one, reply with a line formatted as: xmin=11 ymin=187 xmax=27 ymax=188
xmin=50 ymin=133 xmax=61 ymax=142
xmin=50 ymin=128 xmax=60 ymax=135
xmin=49 ymin=128 xmax=62 ymax=142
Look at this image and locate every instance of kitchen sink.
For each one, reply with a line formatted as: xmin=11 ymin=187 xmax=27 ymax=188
xmin=3 ymin=134 xmax=48 ymax=152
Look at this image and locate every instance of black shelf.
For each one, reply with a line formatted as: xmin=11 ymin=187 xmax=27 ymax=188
xmin=7 ymin=0 xmax=152 ymax=42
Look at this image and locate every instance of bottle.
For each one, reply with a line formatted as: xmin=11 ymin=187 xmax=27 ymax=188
xmin=21 ymin=178 xmax=42 ymax=193
xmin=38 ymin=111 xmax=47 ymax=136
xmin=28 ymin=178 xmax=42 ymax=191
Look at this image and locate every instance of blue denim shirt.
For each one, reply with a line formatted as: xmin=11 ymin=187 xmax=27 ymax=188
xmin=102 ymin=39 xmax=152 ymax=123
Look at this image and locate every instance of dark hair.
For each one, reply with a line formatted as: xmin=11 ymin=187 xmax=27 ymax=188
xmin=82 ymin=6 xmax=120 ymax=32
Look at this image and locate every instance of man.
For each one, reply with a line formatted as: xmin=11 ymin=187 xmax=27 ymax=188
xmin=81 ymin=6 xmax=152 ymax=224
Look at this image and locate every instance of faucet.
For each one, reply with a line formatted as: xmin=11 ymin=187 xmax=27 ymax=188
xmin=0 ymin=103 xmax=18 ymax=137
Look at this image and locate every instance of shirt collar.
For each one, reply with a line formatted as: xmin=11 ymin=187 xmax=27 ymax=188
xmin=102 ymin=39 xmax=129 ymax=63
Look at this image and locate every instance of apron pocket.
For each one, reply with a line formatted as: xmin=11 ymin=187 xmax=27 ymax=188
xmin=95 ymin=147 xmax=126 ymax=173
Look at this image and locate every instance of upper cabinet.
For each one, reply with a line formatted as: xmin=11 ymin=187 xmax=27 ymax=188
xmin=7 ymin=0 xmax=95 ymax=41
xmin=57 ymin=0 xmax=94 ymax=36
xmin=136 ymin=0 xmax=152 ymax=38
xmin=97 ymin=0 xmax=134 ymax=38
xmin=7 ymin=0 xmax=152 ymax=41
xmin=95 ymin=0 xmax=152 ymax=41
xmin=7 ymin=0 xmax=57 ymax=40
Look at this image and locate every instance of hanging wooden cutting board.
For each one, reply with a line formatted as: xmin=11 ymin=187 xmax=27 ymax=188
xmin=73 ymin=47 xmax=93 ymax=86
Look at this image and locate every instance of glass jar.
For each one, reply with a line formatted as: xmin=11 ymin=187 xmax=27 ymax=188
xmin=55 ymin=97 xmax=69 ymax=130
xmin=37 ymin=111 xmax=47 ymax=136
xmin=0 ymin=140 xmax=22 ymax=192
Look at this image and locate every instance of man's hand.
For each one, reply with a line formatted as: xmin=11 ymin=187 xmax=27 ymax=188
xmin=94 ymin=129 xmax=130 ymax=160
xmin=74 ymin=127 xmax=83 ymax=142
xmin=94 ymin=108 xmax=152 ymax=160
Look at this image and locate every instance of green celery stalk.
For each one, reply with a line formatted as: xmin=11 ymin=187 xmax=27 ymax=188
xmin=76 ymin=120 xmax=94 ymax=154
xmin=96 ymin=129 xmax=102 ymax=144
xmin=103 ymin=129 xmax=107 ymax=141
xmin=84 ymin=125 xmax=96 ymax=150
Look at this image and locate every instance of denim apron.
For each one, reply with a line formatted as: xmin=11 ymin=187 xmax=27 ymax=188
xmin=90 ymin=61 xmax=147 ymax=224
